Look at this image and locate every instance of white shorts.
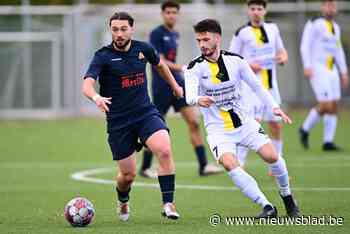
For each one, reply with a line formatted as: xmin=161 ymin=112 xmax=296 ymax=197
xmin=310 ymin=67 xmax=341 ymax=102
xmin=206 ymin=120 xmax=270 ymax=161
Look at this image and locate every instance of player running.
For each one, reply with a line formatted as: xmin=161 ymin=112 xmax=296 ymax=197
xmin=185 ymin=19 xmax=300 ymax=218
xmin=139 ymin=1 xmax=222 ymax=178
xmin=82 ymin=12 xmax=182 ymax=221
xmin=229 ymin=0 xmax=288 ymax=169
xmin=299 ymin=0 xmax=348 ymax=151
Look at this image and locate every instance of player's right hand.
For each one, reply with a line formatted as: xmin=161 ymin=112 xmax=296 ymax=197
xmin=303 ymin=68 xmax=313 ymax=79
xmin=250 ymin=63 xmax=262 ymax=74
xmin=94 ymin=96 xmax=112 ymax=112
xmin=198 ymin=96 xmax=215 ymax=108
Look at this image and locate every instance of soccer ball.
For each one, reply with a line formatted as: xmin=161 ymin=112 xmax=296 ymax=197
xmin=64 ymin=197 xmax=95 ymax=227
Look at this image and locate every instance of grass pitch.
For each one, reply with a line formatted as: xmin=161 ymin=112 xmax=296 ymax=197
xmin=0 ymin=109 xmax=349 ymax=234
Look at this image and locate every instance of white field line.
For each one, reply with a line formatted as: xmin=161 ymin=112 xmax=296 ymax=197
xmin=71 ymin=167 xmax=350 ymax=192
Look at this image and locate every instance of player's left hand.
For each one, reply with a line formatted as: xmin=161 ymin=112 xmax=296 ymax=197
xmin=273 ymin=108 xmax=292 ymax=124
xmin=173 ymin=85 xmax=184 ymax=99
xmin=341 ymin=73 xmax=349 ymax=90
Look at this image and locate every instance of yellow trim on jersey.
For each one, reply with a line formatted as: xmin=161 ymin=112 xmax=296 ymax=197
xmin=220 ymin=110 xmax=235 ymax=130
xmin=326 ymin=56 xmax=334 ymax=71
xmin=325 ymin=20 xmax=335 ymax=71
xmin=208 ymin=62 xmax=221 ymax=84
xmin=208 ymin=61 xmax=235 ymax=131
xmin=252 ymin=27 xmax=264 ymax=46
xmin=260 ymin=69 xmax=270 ymax=89
xmin=325 ymin=20 xmax=335 ymax=35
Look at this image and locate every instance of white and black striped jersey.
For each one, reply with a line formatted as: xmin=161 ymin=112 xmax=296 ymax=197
xmin=184 ymin=50 xmax=279 ymax=134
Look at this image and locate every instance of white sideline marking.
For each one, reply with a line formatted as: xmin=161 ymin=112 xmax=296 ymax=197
xmin=71 ymin=167 xmax=350 ymax=192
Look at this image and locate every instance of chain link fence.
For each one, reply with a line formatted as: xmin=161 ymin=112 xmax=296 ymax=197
xmin=0 ymin=2 xmax=349 ymax=119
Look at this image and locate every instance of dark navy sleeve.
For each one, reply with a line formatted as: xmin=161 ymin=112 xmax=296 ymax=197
xmin=150 ymin=29 xmax=165 ymax=55
xmin=142 ymin=42 xmax=160 ymax=66
xmin=84 ymin=52 xmax=103 ymax=80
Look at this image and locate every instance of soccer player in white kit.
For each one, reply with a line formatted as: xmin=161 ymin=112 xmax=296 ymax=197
xmin=185 ymin=19 xmax=300 ymax=217
xmin=299 ymin=0 xmax=348 ymax=151
xmin=229 ymin=0 xmax=288 ymax=168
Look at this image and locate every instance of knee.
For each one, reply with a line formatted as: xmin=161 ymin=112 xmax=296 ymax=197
xmin=265 ymin=153 xmax=278 ymax=164
xmin=220 ymin=154 xmax=239 ymax=171
xmin=156 ymin=146 xmax=172 ymax=162
xmin=318 ymin=103 xmax=333 ymax=114
xmin=120 ymin=171 xmax=136 ymax=184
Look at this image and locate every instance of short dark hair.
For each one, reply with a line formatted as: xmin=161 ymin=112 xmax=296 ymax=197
xmin=247 ymin=0 xmax=267 ymax=8
xmin=193 ymin=19 xmax=222 ymax=35
xmin=109 ymin=12 xmax=134 ymax=27
xmin=161 ymin=0 xmax=180 ymax=11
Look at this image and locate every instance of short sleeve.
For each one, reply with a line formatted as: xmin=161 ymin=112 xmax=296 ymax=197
xmin=142 ymin=42 xmax=160 ymax=66
xmin=84 ymin=52 xmax=103 ymax=80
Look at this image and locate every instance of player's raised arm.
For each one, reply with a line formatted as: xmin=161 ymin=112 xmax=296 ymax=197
xmin=300 ymin=21 xmax=314 ymax=78
xmin=239 ymin=59 xmax=292 ymax=124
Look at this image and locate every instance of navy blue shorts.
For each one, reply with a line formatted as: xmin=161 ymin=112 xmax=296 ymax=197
xmin=153 ymin=81 xmax=188 ymax=115
xmin=107 ymin=114 xmax=168 ymax=161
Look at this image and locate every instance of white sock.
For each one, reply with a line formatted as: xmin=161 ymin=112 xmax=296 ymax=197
xmin=268 ymin=157 xmax=291 ymax=197
xmin=271 ymin=139 xmax=283 ymax=157
xmin=236 ymin=146 xmax=249 ymax=167
xmin=228 ymin=167 xmax=271 ymax=208
xmin=323 ymin=114 xmax=337 ymax=143
xmin=302 ymin=108 xmax=321 ymax=132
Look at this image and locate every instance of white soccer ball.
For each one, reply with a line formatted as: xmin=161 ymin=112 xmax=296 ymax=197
xmin=64 ymin=197 xmax=95 ymax=227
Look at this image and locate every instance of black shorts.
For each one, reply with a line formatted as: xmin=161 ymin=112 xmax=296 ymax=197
xmin=153 ymin=81 xmax=188 ymax=115
xmin=107 ymin=114 xmax=168 ymax=161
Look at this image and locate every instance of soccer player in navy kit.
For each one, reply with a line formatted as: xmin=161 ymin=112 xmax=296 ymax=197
xmin=139 ymin=1 xmax=222 ymax=178
xmin=82 ymin=12 xmax=182 ymax=221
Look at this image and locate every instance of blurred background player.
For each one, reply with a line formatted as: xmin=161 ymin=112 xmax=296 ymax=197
xmin=139 ymin=0 xmax=222 ymax=178
xmin=229 ymin=0 xmax=288 ymax=170
xmin=299 ymin=0 xmax=348 ymax=151
xmin=82 ymin=12 xmax=182 ymax=221
xmin=185 ymin=19 xmax=299 ymax=218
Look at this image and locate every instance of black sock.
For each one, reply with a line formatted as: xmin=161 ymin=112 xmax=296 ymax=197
xmin=141 ymin=150 xmax=153 ymax=171
xmin=116 ymin=187 xmax=131 ymax=203
xmin=158 ymin=174 xmax=175 ymax=204
xmin=195 ymin=145 xmax=208 ymax=171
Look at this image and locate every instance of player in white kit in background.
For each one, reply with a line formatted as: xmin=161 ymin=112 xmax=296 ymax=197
xmin=184 ymin=18 xmax=300 ymax=218
xmin=229 ymin=0 xmax=288 ymax=170
xmin=299 ymin=0 xmax=348 ymax=151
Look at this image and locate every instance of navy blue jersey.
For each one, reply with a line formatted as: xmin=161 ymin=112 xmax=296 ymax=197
xmin=150 ymin=25 xmax=182 ymax=94
xmin=84 ymin=40 xmax=161 ymax=132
